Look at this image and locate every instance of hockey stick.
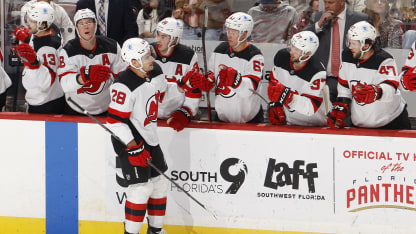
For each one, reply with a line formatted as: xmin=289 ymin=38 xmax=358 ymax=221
xmin=249 ymin=88 xmax=280 ymax=119
xmin=319 ymin=62 xmax=332 ymax=114
xmin=201 ymin=6 xmax=212 ymax=122
xmin=67 ymin=97 xmax=218 ymax=219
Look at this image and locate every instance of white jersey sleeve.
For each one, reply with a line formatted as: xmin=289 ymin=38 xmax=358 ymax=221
xmin=22 ymin=36 xmax=64 ymax=105
xmin=337 ymin=61 xmax=354 ymax=99
xmin=58 ymin=48 xmax=83 ymax=93
xmin=288 ymin=71 xmax=327 ymax=116
xmin=0 ymin=50 xmax=12 ymax=94
xmin=376 ymin=58 xmax=399 ymax=103
xmin=182 ymin=53 xmax=201 ymax=116
xmin=107 ymin=82 xmax=135 ymax=145
xmin=399 ymin=41 xmax=416 ymax=91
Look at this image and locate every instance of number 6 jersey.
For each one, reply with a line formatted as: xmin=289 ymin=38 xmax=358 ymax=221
xmin=208 ymin=41 xmax=264 ymax=123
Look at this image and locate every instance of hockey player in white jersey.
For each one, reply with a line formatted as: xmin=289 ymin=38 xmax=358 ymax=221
xmin=151 ymin=17 xmax=201 ymax=131
xmin=189 ymin=12 xmax=264 ymax=123
xmin=328 ymin=21 xmax=410 ymax=129
xmin=107 ymin=38 xmax=168 ymax=234
xmin=20 ymin=0 xmax=75 ymax=44
xmin=0 ymin=49 xmax=12 ymax=111
xmin=399 ymin=40 xmax=416 ymax=91
xmin=12 ymin=1 xmax=65 ymax=114
xmin=58 ymin=8 xmax=127 ymax=115
xmin=268 ymin=31 xmax=327 ymax=126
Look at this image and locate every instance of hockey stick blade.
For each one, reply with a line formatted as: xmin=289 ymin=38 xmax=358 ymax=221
xmin=67 ymin=97 xmax=217 ymax=219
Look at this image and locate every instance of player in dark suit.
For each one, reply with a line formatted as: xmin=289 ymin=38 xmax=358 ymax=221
xmin=303 ymin=0 xmax=369 ymax=103
xmin=76 ymin=0 xmax=138 ymax=46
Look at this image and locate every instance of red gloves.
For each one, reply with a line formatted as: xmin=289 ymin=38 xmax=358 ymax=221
xmin=352 ymin=82 xmax=382 ymax=104
xmin=401 ymin=66 xmax=416 ymax=91
xmin=167 ymin=107 xmax=192 ymax=131
xmin=12 ymin=43 xmax=39 ymax=69
xmin=267 ymin=80 xmax=294 ymax=108
xmin=268 ymin=102 xmax=286 ymax=125
xmin=125 ymin=141 xmax=152 ymax=167
xmin=218 ymin=65 xmax=242 ymax=88
xmin=14 ymin=26 xmax=32 ymax=43
xmin=178 ymin=68 xmax=215 ymax=92
xmin=327 ymin=102 xmax=349 ymax=129
xmin=80 ymin=64 xmax=112 ymax=84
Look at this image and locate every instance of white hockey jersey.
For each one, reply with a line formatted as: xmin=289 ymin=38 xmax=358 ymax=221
xmin=208 ymin=42 xmax=264 ymax=123
xmin=58 ymin=36 xmax=127 ymax=115
xmin=338 ymin=49 xmax=406 ymax=128
xmin=23 ymin=26 xmax=64 ymax=106
xmin=151 ymin=43 xmax=201 ymax=119
xmin=107 ymin=64 xmax=165 ymax=147
xmin=271 ymin=48 xmax=327 ymax=126
xmin=0 ymin=49 xmax=12 ymax=95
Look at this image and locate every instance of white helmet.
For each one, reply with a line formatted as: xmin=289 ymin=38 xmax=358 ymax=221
xmin=347 ymin=21 xmax=376 ymax=58
xmin=26 ymin=1 xmax=54 ymax=33
xmin=156 ymin=17 xmax=183 ymax=50
xmin=122 ymin=38 xmax=153 ymax=73
xmin=74 ymin=8 xmax=97 ymax=26
xmin=74 ymin=9 xmax=97 ymax=42
xmin=225 ymin=12 xmax=253 ymax=48
xmin=291 ymin=31 xmax=319 ymax=63
xmin=157 ymin=17 xmax=183 ymax=39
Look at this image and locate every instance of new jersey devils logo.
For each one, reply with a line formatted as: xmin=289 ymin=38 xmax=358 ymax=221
xmin=144 ymin=91 xmax=161 ymax=126
xmin=77 ymin=80 xmax=107 ymax=95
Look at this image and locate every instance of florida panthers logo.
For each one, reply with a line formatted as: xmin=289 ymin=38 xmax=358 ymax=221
xmin=144 ymin=91 xmax=161 ymax=126
xmin=77 ymin=80 xmax=107 ymax=95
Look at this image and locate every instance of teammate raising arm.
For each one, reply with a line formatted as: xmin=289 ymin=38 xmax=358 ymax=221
xmin=13 ymin=2 xmax=65 ymax=114
xmin=151 ymin=17 xmax=202 ymax=131
xmin=190 ymin=12 xmax=265 ymax=123
xmin=268 ymin=31 xmax=327 ymax=126
xmin=328 ymin=21 xmax=410 ymax=129
xmin=58 ymin=9 xmax=127 ymax=115
xmin=107 ymin=38 xmax=168 ymax=234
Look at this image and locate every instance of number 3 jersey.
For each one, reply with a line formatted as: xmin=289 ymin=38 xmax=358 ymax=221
xmin=107 ymin=63 xmax=166 ymax=147
xmin=208 ymin=42 xmax=264 ymax=123
xmin=338 ymin=49 xmax=406 ymax=128
xmin=58 ymin=36 xmax=127 ymax=115
xmin=23 ymin=26 xmax=64 ymax=106
xmin=271 ymin=48 xmax=327 ymax=126
xmin=151 ymin=43 xmax=201 ymax=119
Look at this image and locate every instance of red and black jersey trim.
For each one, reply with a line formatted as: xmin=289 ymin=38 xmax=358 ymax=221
xmin=44 ymin=63 xmax=57 ymax=87
xmin=244 ymin=75 xmax=261 ymax=90
xmin=338 ymin=76 xmax=349 ymax=89
xmin=125 ymin=200 xmax=147 ymax=222
xmin=302 ymin=93 xmax=323 ymax=113
xmin=107 ymin=107 xmax=131 ymax=124
xmin=185 ymin=88 xmax=202 ymax=98
xmin=380 ymin=80 xmax=399 ymax=90
xmin=147 ymin=197 xmax=167 ymax=216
